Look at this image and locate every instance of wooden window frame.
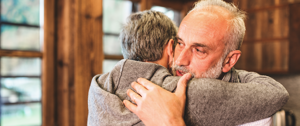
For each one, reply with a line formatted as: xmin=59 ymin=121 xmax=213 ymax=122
xmin=0 ymin=1 xmax=46 ymax=126
xmin=102 ymin=1 xmax=138 ymax=61
xmin=42 ymin=0 xmax=55 ymax=126
xmin=0 ymin=0 xmax=55 ymax=126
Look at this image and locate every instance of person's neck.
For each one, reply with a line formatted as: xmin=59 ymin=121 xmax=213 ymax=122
xmin=146 ymin=60 xmax=168 ymax=68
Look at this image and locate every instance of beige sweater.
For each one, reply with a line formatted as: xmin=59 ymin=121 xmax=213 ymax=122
xmin=88 ymin=59 xmax=289 ymax=126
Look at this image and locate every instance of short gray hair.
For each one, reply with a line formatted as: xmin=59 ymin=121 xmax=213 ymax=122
xmin=190 ymin=0 xmax=246 ymax=57
xmin=120 ymin=10 xmax=178 ymax=61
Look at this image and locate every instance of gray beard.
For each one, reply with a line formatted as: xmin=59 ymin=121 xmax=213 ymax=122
xmin=171 ymin=57 xmax=224 ymax=79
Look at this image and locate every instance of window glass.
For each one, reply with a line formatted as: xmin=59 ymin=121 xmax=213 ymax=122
xmin=1 ymin=0 xmax=40 ymax=25
xmin=151 ymin=6 xmax=175 ymax=20
xmin=103 ymin=60 xmax=120 ymax=73
xmin=0 ymin=0 xmax=43 ymax=125
xmin=1 ymin=103 xmax=42 ymax=126
xmin=1 ymin=25 xmax=40 ymax=51
xmin=103 ymin=35 xmax=122 ymax=55
xmin=1 ymin=78 xmax=41 ymax=103
xmin=151 ymin=6 xmax=181 ymax=26
xmin=103 ymin=0 xmax=133 ymax=57
xmin=103 ymin=0 xmax=132 ymax=34
xmin=1 ymin=57 xmax=41 ymax=76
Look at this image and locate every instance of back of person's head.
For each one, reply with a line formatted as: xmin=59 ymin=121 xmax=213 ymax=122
xmin=120 ymin=10 xmax=178 ymax=61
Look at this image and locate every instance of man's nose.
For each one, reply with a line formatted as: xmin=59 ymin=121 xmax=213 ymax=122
xmin=175 ymin=48 xmax=191 ymax=66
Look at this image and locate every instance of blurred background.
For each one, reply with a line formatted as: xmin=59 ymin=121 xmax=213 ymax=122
xmin=0 ymin=0 xmax=299 ymax=126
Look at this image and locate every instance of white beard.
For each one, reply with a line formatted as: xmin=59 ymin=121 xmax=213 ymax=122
xmin=172 ymin=57 xmax=224 ymax=79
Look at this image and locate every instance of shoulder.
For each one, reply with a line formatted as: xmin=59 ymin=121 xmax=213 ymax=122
xmin=121 ymin=59 xmax=169 ymax=76
xmin=234 ymin=68 xmax=273 ymax=83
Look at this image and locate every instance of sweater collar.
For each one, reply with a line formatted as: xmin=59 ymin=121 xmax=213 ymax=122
xmin=222 ymin=67 xmax=240 ymax=83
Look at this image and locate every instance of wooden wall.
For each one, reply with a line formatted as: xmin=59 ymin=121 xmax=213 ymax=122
xmin=42 ymin=0 xmax=300 ymax=125
xmin=289 ymin=3 xmax=300 ymax=73
xmin=42 ymin=0 xmax=196 ymax=125
xmin=43 ymin=0 xmax=103 ymax=126
xmin=234 ymin=0 xmax=300 ymax=74
xmin=55 ymin=0 xmax=103 ymax=125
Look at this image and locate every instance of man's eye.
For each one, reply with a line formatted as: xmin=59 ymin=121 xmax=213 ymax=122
xmin=195 ymin=48 xmax=204 ymax=53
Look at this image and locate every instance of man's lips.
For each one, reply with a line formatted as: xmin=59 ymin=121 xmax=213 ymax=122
xmin=176 ymin=70 xmax=184 ymax=76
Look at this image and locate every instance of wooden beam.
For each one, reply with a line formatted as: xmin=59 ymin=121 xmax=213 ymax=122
xmin=56 ymin=0 xmax=104 ymax=125
xmin=0 ymin=50 xmax=42 ymax=57
xmin=4 ymin=101 xmax=40 ymax=105
xmin=42 ymin=0 xmax=56 ymax=126
xmin=152 ymin=0 xmax=184 ymax=11
xmin=74 ymin=0 xmax=103 ymax=125
xmin=181 ymin=2 xmax=195 ymax=20
xmin=289 ymin=3 xmax=300 ymax=73
xmin=140 ymin=0 xmax=152 ymax=11
xmin=129 ymin=0 xmax=197 ymax=11
xmin=131 ymin=0 xmax=190 ymax=11
xmin=127 ymin=0 xmax=140 ymax=3
xmin=56 ymin=0 xmax=73 ymax=125
xmin=105 ymin=55 xmax=124 ymax=60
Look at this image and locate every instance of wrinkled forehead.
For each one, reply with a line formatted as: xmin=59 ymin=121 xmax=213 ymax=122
xmin=179 ymin=10 xmax=229 ymax=42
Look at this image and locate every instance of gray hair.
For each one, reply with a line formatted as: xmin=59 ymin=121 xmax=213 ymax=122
xmin=120 ymin=10 xmax=178 ymax=61
xmin=190 ymin=0 xmax=246 ymax=58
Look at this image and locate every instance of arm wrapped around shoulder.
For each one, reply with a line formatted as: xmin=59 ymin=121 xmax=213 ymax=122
xmin=183 ymin=70 xmax=289 ymax=126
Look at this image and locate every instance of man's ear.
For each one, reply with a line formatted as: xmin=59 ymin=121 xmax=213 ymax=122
xmin=166 ymin=39 xmax=174 ymax=63
xmin=222 ymin=50 xmax=241 ymax=73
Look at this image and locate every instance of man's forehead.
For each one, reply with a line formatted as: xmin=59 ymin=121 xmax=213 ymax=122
xmin=189 ymin=10 xmax=220 ymax=20
xmin=178 ymin=19 xmax=226 ymax=40
xmin=179 ymin=20 xmax=216 ymax=34
xmin=183 ymin=10 xmax=227 ymax=28
xmin=188 ymin=6 xmax=232 ymax=19
xmin=177 ymin=10 xmax=228 ymax=49
xmin=181 ymin=9 xmax=228 ymax=32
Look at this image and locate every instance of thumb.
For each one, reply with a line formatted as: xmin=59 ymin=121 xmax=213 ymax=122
xmin=174 ymin=73 xmax=192 ymax=98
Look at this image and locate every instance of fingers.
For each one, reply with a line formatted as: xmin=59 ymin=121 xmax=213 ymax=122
xmin=136 ymin=78 xmax=157 ymax=90
xmin=131 ymin=81 xmax=148 ymax=96
xmin=123 ymin=100 xmax=137 ymax=113
xmin=127 ymin=89 xmax=142 ymax=105
xmin=175 ymin=73 xmax=192 ymax=98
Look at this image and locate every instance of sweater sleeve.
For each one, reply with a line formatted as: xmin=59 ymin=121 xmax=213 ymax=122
xmin=88 ymin=59 xmax=289 ymax=126
xmin=87 ymin=60 xmax=143 ymax=126
xmin=183 ymin=70 xmax=289 ymax=126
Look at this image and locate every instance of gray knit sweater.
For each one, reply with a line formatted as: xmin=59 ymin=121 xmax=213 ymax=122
xmin=88 ymin=59 xmax=289 ymax=126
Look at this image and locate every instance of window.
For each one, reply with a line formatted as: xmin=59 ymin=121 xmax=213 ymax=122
xmin=102 ymin=0 xmax=139 ymax=73
xmin=0 ymin=0 xmax=43 ymax=125
xmin=151 ymin=6 xmax=181 ymax=26
xmin=102 ymin=1 xmax=182 ymax=73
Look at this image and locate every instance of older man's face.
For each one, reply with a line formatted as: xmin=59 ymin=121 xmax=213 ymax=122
xmin=173 ymin=9 xmax=228 ymax=78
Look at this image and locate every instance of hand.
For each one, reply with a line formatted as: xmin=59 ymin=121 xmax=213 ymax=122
xmin=123 ymin=73 xmax=192 ymax=126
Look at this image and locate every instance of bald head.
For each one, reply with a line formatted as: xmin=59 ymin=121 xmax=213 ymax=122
xmin=183 ymin=7 xmax=229 ymax=43
xmin=188 ymin=0 xmax=246 ymax=55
